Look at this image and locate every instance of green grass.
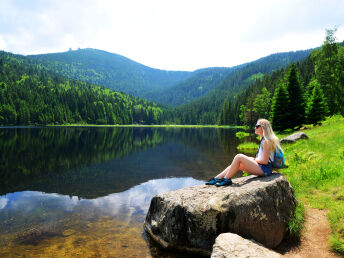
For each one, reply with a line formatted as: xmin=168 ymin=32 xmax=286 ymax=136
xmin=237 ymin=142 xmax=258 ymax=150
xmin=278 ymin=115 xmax=344 ymax=254
xmin=235 ymin=131 xmax=250 ymax=139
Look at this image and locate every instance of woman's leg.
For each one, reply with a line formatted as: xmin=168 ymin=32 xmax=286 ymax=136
xmin=216 ymin=154 xmax=264 ymax=179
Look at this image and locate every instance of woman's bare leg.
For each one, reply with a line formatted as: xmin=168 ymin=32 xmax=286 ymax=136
xmin=216 ymin=154 xmax=263 ymax=179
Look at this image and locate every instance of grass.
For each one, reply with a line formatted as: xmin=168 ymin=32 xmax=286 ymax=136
xmin=237 ymin=142 xmax=258 ymax=150
xmin=235 ymin=131 xmax=250 ymax=139
xmin=278 ymin=115 xmax=344 ymax=254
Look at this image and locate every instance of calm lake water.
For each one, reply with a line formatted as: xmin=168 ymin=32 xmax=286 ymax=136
xmin=0 ymin=126 xmax=255 ymax=257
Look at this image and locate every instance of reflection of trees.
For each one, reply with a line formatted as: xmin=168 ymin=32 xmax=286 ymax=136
xmin=0 ymin=127 xmax=250 ymax=198
xmin=0 ymin=127 xmax=164 ymax=195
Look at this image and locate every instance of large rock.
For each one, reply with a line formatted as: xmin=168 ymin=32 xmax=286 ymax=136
xmin=144 ymin=173 xmax=297 ymax=256
xmin=280 ymin=132 xmax=308 ymax=144
xmin=211 ymin=233 xmax=281 ymax=258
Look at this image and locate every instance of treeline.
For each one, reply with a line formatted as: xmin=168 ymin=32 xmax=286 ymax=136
xmin=218 ymin=29 xmax=344 ymax=130
xmin=171 ymin=49 xmax=311 ymax=125
xmin=0 ymin=51 xmax=169 ymax=125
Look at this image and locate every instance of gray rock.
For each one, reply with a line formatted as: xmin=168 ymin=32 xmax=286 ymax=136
xmin=211 ymin=233 xmax=281 ymax=258
xmin=280 ymin=132 xmax=308 ymax=144
xmin=144 ymin=173 xmax=297 ymax=256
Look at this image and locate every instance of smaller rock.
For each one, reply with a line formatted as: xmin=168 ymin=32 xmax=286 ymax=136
xmin=280 ymin=132 xmax=308 ymax=144
xmin=211 ymin=233 xmax=281 ymax=258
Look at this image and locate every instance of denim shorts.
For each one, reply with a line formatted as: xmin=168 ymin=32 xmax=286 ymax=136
xmin=259 ymin=163 xmax=273 ymax=176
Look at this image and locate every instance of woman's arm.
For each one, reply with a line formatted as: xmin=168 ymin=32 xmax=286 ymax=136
xmin=255 ymin=140 xmax=271 ymax=165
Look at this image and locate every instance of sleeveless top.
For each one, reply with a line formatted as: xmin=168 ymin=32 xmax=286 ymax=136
xmin=256 ymin=137 xmax=274 ymax=163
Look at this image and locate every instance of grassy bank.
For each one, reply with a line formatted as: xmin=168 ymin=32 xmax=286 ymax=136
xmin=279 ymin=115 xmax=344 ymax=254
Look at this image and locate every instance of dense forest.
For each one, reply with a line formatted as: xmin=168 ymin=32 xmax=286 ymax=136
xmin=217 ymin=29 xmax=344 ymax=130
xmin=28 ymin=48 xmax=193 ymax=98
xmin=0 ymin=51 xmax=170 ymax=125
xmin=0 ymin=30 xmax=342 ymax=128
xmin=172 ymin=49 xmax=312 ymax=124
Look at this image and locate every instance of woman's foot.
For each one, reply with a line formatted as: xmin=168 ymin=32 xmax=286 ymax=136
xmin=205 ymin=177 xmax=222 ymax=185
xmin=216 ymin=178 xmax=232 ymax=187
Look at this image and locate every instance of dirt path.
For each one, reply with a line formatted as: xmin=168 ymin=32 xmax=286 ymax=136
xmin=279 ymin=207 xmax=341 ymax=258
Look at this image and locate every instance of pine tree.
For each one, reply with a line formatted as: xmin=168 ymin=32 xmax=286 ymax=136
xmin=286 ymin=63 xmax=305 ymax=129
xmin=306 ymin=79 xmax=329 ymax=125
xmin=312 ymin=28 xmax=341 ymax=115
xmin=271 ymin=83 xmax=290 ymax=131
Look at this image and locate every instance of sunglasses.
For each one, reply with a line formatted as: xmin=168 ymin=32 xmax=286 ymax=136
xmin=254 ymin=124 xmax=261 ymax=129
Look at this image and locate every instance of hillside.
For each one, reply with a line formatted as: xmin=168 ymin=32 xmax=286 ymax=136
xmin=27 ymin=48 xmax=312 ymax=110
xmin=0 ymin=51 xmax=169 ymax=125
xmin=147 ymin=67 xmax=234 ymax=106
xmin=174 ymin=49 xmax=313 ymax=124
xmin=28 ymin=48 xmax=192 ymax=98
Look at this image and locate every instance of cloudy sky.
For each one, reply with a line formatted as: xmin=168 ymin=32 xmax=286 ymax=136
xmin=0 ymin=0 xmax=343 ymax=71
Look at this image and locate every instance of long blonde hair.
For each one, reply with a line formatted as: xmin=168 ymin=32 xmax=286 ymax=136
xmin=257 ymin=119 xmax=281 ymax=150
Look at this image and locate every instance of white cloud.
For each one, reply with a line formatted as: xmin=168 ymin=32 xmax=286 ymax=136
xmin=0 ymin=197 xmax=8 ymax=209
xmin=0 ymin=0 xmax=343 ymax=70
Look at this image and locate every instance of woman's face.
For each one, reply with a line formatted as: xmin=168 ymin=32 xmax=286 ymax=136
xmin=254 ymin=122 xmax=263 ymax=136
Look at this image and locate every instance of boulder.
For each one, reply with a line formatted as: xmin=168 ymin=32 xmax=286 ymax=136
xmin=280 ymin=132 xmax=308 ymax=144
xmin=211 ymin=233 xmax=281 ymax=258
xmin=144 ymin=173 xmax=297 ymax=256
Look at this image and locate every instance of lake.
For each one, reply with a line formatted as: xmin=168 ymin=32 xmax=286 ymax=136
xmin=0 ymin=126 xmax=255 ymax=257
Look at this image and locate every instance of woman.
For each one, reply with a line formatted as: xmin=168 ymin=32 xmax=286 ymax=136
xmin=205 ymin=119 xmax=280 ymax=186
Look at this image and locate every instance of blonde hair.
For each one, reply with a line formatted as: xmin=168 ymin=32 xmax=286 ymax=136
xmin=257 ymin=119 xmax=281 ymax=150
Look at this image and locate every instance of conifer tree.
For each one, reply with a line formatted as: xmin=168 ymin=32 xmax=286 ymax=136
xmin=286 ymin=63 xmax=305 ymax=129
xmin=306 ymin=79 xmax=328 ymax=125
xmin=271 ymin=83 xmax=290 ymax=131
xmin=312 ymin=28 xmax=342 ymax=115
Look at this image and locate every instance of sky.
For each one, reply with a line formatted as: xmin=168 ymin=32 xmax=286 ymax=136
xmin=0 ymin=0 xmax=343 ymax=71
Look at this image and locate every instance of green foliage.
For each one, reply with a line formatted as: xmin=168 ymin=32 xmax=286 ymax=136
xmin=286 ymin=202 xmax=305 ymax=241
xmin=312 ymin=28 xmax=344 ymax=115
xmin=235 ymin=131 xmax=249 ymax=139
xmin=28 ymin=48 xmax=192 ymax=99
xmin=0 ymin=51 xmax=168 ymax=126
xmin=271 ymin=83 xmax=290 ymax=131
xmin=280 ymin=116 xmax=344 ymax=254
xmin=178 ymin=50 xmax=311 ymax=125
xmin=236 ymin=142 xmax=257 ymax=150
xmin=285 ymin=63 xmax=305 ymax=129
xmin=253 ymin=87 xmax=271 ymax=119
xmin=306 ymin=78 xmax=329 ymax=125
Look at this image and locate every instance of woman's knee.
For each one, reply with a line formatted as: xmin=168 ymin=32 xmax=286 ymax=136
xmin=234 ymin=154 xmax=245 ymax=161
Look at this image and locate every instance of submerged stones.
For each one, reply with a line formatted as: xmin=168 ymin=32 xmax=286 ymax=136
xmin=144 ymin=173 xmax=297 ymax=256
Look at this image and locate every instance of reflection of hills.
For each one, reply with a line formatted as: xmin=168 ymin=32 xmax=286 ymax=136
xmin=0 ymin=127 xmax=247 ymax=198
xmin=0 ymin=127 xmax=164 ymax=195
xmin=11 ymin=143 xmax=215 ymax=198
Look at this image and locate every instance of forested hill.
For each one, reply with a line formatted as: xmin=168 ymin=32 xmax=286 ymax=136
xmin=0 ymin=51 xmax=170 ymax=125
xmin=173 ymin=49 xmax=313 ymax=124
xmin=146 ymin=67 xmax=234 ymax=106
xmin=27 ymin=48 xmax=192 ymax=98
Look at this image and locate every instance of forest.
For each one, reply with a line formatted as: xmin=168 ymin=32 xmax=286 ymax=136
xmin=0 ymin=51 xmax=169 ymax=125
xmin=217 ymin=29 xmax=344 ymax=130
xmin=0 ymin=30 xmax=343 ymax=129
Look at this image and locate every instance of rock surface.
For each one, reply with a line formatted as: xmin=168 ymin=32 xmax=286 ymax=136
xmin=211 ymin=233 xmax=281 ymax=258
xmin=280 ymin=132 xmax=308 ymax=144
xmin=144 ymin=173 xmax=297 ymax=256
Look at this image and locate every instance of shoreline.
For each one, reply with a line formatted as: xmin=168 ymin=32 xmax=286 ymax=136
xmin=0 ymin=124 xmax=248 ymax=129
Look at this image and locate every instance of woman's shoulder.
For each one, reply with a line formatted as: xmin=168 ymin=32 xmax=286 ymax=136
xmin=262 ymin=139 xmax=273 ymax=151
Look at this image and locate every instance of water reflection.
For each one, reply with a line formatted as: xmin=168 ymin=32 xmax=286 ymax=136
xmin=0 ymin=177 xmax=203 ymax=256
xmin=0 ymin=126 xmax=255 ymax=257
xmin=0 ymin=127 xmax=247 ymax=197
